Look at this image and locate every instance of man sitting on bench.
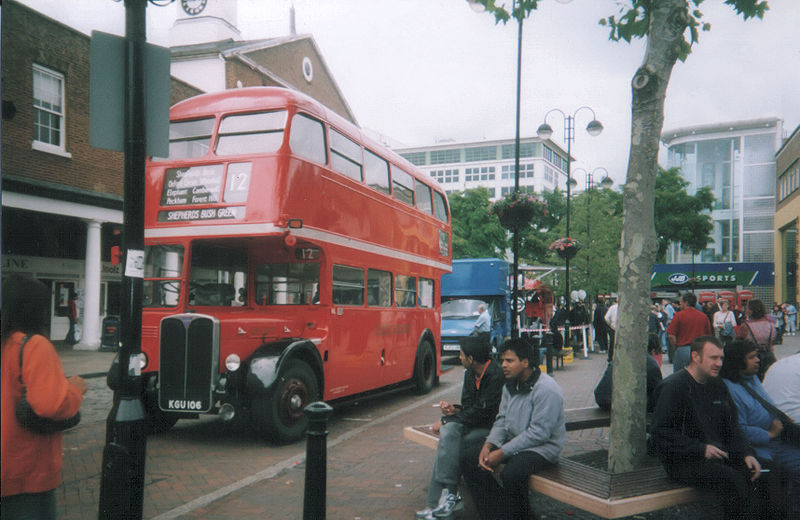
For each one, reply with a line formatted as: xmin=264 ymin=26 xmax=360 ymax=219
xmin=649 ymin=335 xmax=764 ymax=519
xmin=415 ymin=336 xmax=504 ymax=520
xmin=460 ymin=338 xmax=566 ymax=520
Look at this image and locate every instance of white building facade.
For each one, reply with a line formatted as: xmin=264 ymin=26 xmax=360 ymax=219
xmin=661 ymin=117 xmax=784 ymax=302
xmin=395 ymin=137 xmax=571 ymax=200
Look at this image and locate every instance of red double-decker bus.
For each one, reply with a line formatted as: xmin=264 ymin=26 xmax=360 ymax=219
xmin=135 ymin=87 xmax=451 ymax=442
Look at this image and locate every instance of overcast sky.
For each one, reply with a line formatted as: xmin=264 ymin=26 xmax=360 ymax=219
xmin=18 ymin=0 xmax=800 ymax=188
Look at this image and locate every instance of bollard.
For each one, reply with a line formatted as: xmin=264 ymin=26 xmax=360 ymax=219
xmin=541 ymin=333 xmax=554 ymax=374
xmin=303 ymin=401 xmax=334 ymax=520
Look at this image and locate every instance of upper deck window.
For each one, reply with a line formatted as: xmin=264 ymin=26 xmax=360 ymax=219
xmin=414 ymin=180 xmax=433 ymax=215
xmin=330 ymin=128 xmax=363 ymax=181
xmin=365 ymin=150 xmax=390 ymax=195
xmin=215 ymin=111 xmax=286 ymax=156
xmin=433 ymin=191 xmax=448 ymax=223
xmin=391 ymin=165 xmax=415 ymax=206
xmin=154 ymin=118 xmax=215 ymax=161
xmin=289 ymin=113 xmax=326 ymax=165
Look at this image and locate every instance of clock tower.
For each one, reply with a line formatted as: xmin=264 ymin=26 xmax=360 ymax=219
xmin=170 ymin=0 xmax=241 ymax=47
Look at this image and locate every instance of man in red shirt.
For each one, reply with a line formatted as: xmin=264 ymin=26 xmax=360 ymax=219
xmin=667 ymin=292 xmax=712 ymax=373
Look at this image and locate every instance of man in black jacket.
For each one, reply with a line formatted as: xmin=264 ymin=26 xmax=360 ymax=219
xmin=649 ymin=335 xmax=764 ymax=519
xmin=416 ymin=336 xmax=504 ymax=520
xmin=593 ymin=298 xmax=608 ymax=353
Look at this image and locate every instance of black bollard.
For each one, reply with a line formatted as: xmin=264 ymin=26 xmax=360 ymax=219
xmin=303 ymin=401 xmax=334 ymax=520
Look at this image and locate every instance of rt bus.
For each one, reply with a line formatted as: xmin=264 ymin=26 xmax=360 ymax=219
xmin=125 ymin=87 xmax=452 ymax=443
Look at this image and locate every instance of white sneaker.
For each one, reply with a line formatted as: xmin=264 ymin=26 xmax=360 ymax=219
xmin=415 ymin=507 xmax=435 ymax=519
xmin=431 ymin=491 xmax=461 ymax=518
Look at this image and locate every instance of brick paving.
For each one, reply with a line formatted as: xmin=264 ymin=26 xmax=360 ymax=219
xmin=51 ymin=337 xmax=799 ymax=519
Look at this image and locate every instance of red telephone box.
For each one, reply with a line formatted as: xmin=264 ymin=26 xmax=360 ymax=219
xmin=718 ymin=290 xmax=736 ymax=306
xmin=737 ymin=290 xmax=754 ymax=309
xmin=698 ymin=291 xmax=716 ymax=304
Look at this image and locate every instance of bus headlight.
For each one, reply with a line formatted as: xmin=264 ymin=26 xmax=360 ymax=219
xmin=225 ymin=354 xmax=241 ymax=372
xmin=127 ymin=352 xmax=148 ymax=376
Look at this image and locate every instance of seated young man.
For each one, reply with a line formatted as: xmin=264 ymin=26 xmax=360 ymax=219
xmin=415 ymin=336 xmax=504 ymax=520
xmin=721 ymin=339 xmax=800 ymax=516
xmin=649 ymin=336 xmax=764 ymax=519
xmin=459 ymin=337 xmax=566 ymax=520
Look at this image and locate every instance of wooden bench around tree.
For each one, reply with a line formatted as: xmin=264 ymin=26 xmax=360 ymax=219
xmin=403 ymin=407 xmax=704 ymax=519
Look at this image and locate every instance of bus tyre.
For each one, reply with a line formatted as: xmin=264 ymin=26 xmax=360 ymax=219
xmin=252 ymin=360 xmax=320 ymax=444
xmin=413 ymin=341 xmax=435 ymax=395
xmin=145 ymin=406 xmax=180 ymax=434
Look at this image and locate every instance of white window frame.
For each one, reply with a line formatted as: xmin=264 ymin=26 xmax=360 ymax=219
xmin=32 ymin=64 xmax=71 ymax=158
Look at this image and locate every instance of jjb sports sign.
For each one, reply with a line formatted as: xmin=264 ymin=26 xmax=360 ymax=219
xmin=651 ymin=262 xmax=773 ymax=288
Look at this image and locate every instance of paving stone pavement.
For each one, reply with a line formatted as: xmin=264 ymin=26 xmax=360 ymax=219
xmin=51 ymin=336 xmax=799 ymax=519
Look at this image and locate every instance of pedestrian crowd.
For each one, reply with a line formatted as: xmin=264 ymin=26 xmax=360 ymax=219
xmin=418 ymin=293 xmax=799 ymax=520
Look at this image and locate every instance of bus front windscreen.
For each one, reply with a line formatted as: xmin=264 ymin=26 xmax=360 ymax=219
xmin=152 ymin=118 xmax=216 ymax=161
xmin=143 ymin=245 xmax=184 ymax=308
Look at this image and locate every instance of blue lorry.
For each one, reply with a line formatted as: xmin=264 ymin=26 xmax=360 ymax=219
xmin=440 ymin=258 xmax=512 ymax=357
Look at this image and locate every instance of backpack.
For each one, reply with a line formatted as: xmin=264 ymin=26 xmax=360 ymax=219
xmin=722 ymin=319 xmax=735 ymax=339
xmin=719 ymin=311 xmax=735 ymax=339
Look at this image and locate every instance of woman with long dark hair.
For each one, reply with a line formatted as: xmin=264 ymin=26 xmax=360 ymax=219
xmin=722 ymin=340 xmax=800 ymax=516
xmin=734 ymin=299 xmax=777 ymax=380
xmin=1 ymin=276 xmax=86 ymax=519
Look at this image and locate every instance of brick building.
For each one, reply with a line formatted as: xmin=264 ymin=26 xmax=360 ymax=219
xmin=1 ymin=0 xmax=352 ymax=348
xmin=1 ymin=1 xmax=203 ymax=348
xmin=774 ymin=124 xmax=799 ymax=304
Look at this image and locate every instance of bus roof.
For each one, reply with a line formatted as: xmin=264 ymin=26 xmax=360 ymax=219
xmin=169 ymin=87 xmax=441 ymax=192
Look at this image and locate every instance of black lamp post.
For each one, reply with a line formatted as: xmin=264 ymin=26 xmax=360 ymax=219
xmin=470 ymin=0 xmax=525 ymax=338
xmin=537 ymin=108 xmax=603 ymax=348
xmin=573 ymin=167 xmax=612 ymax=292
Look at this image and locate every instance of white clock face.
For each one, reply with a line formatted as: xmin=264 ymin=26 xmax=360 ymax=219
xmin=181 ymin=0 xmax=208 ymax=16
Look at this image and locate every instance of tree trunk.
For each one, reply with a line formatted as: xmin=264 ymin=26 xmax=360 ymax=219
xmin=608 ymin=0 xmax=689 ymax=473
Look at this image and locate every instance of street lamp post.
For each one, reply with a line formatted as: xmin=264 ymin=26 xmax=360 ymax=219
xmin=470 ymin=0 xmax=524 ymax=338
xmin=573 ymin=167 xmax=612 ymax=292
xmin=537 ymin=108 xmax=603 ymax=349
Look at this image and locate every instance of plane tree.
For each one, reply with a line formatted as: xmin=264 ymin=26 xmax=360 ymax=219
xmin=468 ymin=0 xmax=768 ymax=472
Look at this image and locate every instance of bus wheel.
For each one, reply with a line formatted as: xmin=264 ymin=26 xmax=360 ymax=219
xmin=252 ymin=360 xmax=320 ymax=444
xmin=145 ymin=406 xmax=180 ymax=434
xmin=413 ymin=341 xmax=435 ymax=395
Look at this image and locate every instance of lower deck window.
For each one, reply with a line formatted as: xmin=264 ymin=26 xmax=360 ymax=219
xmin=395 ymin=274 xmax=416 ymax=308
xmin=190 ymin=244 xmax=247 ymax=306
xmin=143 ymin=245 xmax=184 ymax=307
xmin=418 ymin=278 xmax=434 ymax=308
xmin=255 ymin=263 xmax=320 ymax=305
xmin=332 ymin=264 xmax=364 ymax=305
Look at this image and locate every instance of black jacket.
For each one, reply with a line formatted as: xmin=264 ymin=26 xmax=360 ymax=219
xmin=593 ymin=304 xmax=608 ymax=330
xmin=594 ymin=354 xmax=663 ymax=412
xmin=648 ymin=370 xmax=753 ymax=465
xmin=441 ymin=361 xmax=504 ymax=429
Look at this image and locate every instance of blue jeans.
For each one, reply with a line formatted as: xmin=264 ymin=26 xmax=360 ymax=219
xmin=427 ymin=422 xmax=490 ymax=507
xmin=659 ymin=331 xmax=668 ymax=353
xmin=1 ymin=489 xmax=57 ymax=520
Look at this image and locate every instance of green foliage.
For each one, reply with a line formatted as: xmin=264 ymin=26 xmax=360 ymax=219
xmin=469 ymin=0 xmax=768 ymax=63
xmin=448 ymin=188 xmax=508 ymax=258
xmin=597 ymin=0 xmax=768 ymax=61
xmin=654 ymin=166 xmax=715 ymax=260
xmin=518 ymin=188 xmax=565 ymax=263
xmin=552 ymin=187 xmax=624 ymax=299
xmin=469 ymin=0 xmax=540 ymax=24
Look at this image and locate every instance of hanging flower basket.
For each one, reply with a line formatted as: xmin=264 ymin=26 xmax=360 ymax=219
xmin=549 ymin=237 xmax=581 ymax=259
xmin=489 ymin=192 xmax=548 ymax=230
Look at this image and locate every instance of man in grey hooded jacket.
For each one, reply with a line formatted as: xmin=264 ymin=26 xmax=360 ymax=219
xmin=460 ymin=337 xmax=566 ymax=520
